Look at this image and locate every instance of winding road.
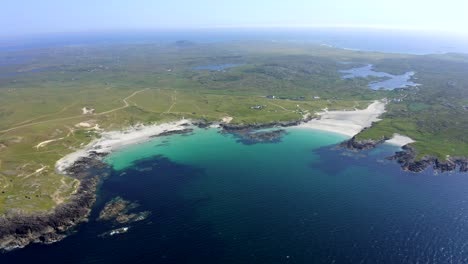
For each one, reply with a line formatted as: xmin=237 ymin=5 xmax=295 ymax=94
xmin=0 ymin=89 xmax=148 ymax=134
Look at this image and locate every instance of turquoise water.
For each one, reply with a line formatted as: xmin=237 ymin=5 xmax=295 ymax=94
xmin=4 ymin=127 xmax=468 ymax=263
xmin=105 ymin=128 xmax=345 ymax=171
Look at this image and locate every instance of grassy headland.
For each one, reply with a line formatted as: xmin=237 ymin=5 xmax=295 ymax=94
xmin=0 ymin=42 xmax=466 ymax=214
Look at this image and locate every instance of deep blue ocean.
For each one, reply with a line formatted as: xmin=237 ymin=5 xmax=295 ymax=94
xmin=1 ymin=30 xmax=468 ymax=263
xmin=1 ymin=29 xmax=468 ymax=54
xmin=2 ymin=128 xmax=468 ymax=263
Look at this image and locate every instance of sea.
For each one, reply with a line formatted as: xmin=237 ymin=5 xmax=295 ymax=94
xmin=2 ymin=30 xmax=468 ymax=263
xmin=1 ymin=28 xmax=468 ymax=54
xmin=2 ymin=128 xmax=468 ymax=263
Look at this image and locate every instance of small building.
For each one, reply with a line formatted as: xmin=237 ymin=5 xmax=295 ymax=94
xmin=266 ymin=95 xmax=276 ymax=99
xmin=313 ymin=96 xmax=320 ymax=100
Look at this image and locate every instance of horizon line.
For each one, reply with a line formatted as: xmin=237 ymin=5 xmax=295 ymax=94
xmin=1 ymin=25 xmax=467 ymax=40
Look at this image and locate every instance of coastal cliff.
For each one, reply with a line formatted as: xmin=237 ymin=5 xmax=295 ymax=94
xmin=0 ymin=156 xmax=109 ymax=251
xmin=342 ymin=137 xmax=468 ymax=173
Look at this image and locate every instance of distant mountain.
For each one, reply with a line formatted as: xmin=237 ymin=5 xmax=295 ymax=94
xmin=173 ymin=40 xmax=196 ymax=47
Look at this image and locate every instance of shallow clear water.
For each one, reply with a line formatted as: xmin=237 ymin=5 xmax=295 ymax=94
xmin=341 ymin=64 xmax=420 ymax=90
xmin=3 ymin=128 xmax=468 ymax=263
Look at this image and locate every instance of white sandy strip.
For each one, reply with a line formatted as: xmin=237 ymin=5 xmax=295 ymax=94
xmin=56 ymin=120 xmax=191 ymax=174
xmin=294 ymin=100 xmax=386 ymax=137
xmin=385 ymin=133 xmax=415 ymax=147
xmin=35 ymin=138 xmax=65 ymax=149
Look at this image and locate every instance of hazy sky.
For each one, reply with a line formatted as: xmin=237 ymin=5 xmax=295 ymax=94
xmin=2 ymin=0 xmax=468 ymax=37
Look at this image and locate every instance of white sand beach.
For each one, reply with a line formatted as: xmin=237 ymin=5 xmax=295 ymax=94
xmin=385 ymin=133 xmax=415 ymax=146
xmin=295 ymin=100 xmax=386 ymax=137
xmin=56 ymin=120 xmax=192 ymax=174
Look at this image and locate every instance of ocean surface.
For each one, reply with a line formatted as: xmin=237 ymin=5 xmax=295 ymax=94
xmin=1 ymin=29 xmax=468 ymax=54
xmin=3 ymin=128 xmax=468 ymax=263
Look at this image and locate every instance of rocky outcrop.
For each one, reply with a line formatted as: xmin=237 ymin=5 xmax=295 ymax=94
xmin=97 ymin=196 xmax=150 ymax=224
xmin=342 ymin=137 xmax=467 ymax=173
xmin=340 ymin=136 xmax=388 ymax=150
xmin=150 ymin=128 xmax=194 ymax=137
xmin=220 ymin=120 xmax=303 ymax=131
xmin=388 ymin=145 xmax=468 ymax=173
xmin=230 ymin=129 xmax=288 ymax=145
xmin=0 ymin=158 xmax=109 ymax=251
xmin=219 ymin=120 xmax=306 ymax=145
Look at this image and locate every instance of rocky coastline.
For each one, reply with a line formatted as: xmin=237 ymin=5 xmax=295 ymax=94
xmin=0 ymin=155 xmax=110 ymax=251
xmin=150 ymin=128 xmax=194 ymax=138
xmin=219 ymin=119 xmax=304 ymax=131
xmin=342 ymin=136 xmax=468 ymax=173
xmin=218 ymin=120 xmax=303 ymax=145
xmin=0 ymin=120 xmax=197 ymax=251
xmin=2 ymin=117 xmax=465 ymax=251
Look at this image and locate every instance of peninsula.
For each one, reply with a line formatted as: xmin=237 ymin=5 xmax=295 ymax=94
xmin=0 ymin=41 xmax=467 ymax=250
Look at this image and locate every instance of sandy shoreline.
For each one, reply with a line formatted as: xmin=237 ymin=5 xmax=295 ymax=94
xmin=56 ymin=120 xmax=192 ymax=174
xmin=56 ymin=101 xmax=415 ymax=174
xmin=296 ymin=101 xmax=415 ymax=147
xmin=294 ymin=100 xmax=415 ymax=147
xmin=294 ymin=100 xmax=386 ymax=137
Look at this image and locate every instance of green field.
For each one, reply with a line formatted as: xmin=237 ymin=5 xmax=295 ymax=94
xmin=0 ymin=42 xmax=467 ymax=214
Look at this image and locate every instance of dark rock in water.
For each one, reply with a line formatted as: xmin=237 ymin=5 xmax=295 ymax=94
xmin=192 ymin=120 xmax=212 ymax=128
xmin=98 ymin=197 xmax=135 ymax=222
xmin=387 ymin=145 xmax=468 ymax=173
xmin=226 ymin=129 xmax=288 ymax=145
xmin=221 ymin=120 xmax=302 ymax=131
xmin=220 ymin=120 xmax=302 ymax=145
xmin=241 ymin=129 xmax=287 ymax=145
xmin=151 ymin=128 xmax=194 ymax=138
xmin=340 ymin=136 xmax=388 ymax=150
xmin=98 ymin=196 xmax=150 ymax=225
xmin=342 ymin=137 xmax=468 ymax=173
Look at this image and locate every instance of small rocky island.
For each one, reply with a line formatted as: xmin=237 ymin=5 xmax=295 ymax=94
xmin=98 ymin=197 xmax=150 ymax=224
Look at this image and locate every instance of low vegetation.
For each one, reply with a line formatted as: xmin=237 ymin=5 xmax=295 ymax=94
xmin=0 ymin=42 xmax=466 ymax=214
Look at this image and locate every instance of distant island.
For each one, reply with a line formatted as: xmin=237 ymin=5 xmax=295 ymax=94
xmin=0 ymin=41 xmax=467 ymax=250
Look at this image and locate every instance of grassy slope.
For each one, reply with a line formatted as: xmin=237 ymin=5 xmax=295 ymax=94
xmin=0 ymin=42 xmax=466 ymax=214
xmin=355 ymin=54 xmax=468 ymax=159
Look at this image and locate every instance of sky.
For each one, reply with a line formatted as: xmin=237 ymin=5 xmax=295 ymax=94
xmin=2 ymin=0 xmax=468 ymax=37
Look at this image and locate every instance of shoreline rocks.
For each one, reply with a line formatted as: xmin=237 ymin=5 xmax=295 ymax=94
xmin=150 ymin=128 xmax=194 ymax=138
xmin=0 ymin=122 xmax=195 ymax=251
xmin=97 ymin=196 xmax=150 ymax=225
xmin=2 ymin=119 xmax=466 ymax=251
xmin=220 ymin=120 xmax=304 ymax=131
xmin=217 ymin=120 xmax=304 ymax=145
xmin=387 ymin=145 xmax=468 ymax=173
xmin=340 ymin=136 xmax=388 ymax=150
xmin=230 ymin=129 xmax=288 ymax=145
xmin=342 ymin=137 xmax=468 ymax=173
xmin=0 ymin=158 xmax=109 ymax=251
